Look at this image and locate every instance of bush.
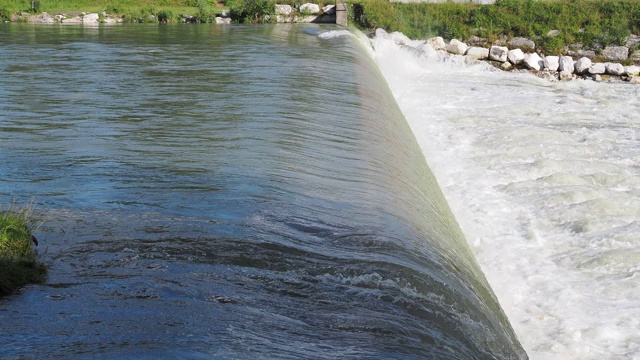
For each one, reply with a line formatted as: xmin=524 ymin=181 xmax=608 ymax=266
xmin=0 ymin=8 xmax=11 ymax=22
xmin=230 ymin=0 xmax=274 ymax=23
xmin=157 ymin=9 xmax=174 ymax=23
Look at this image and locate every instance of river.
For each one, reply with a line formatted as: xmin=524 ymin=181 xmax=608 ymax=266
xmin=1 ymin=24 xmax=525 ymax=359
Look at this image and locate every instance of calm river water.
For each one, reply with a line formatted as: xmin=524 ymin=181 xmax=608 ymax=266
xmin=0 ymin=24 xmax=525 ymax=359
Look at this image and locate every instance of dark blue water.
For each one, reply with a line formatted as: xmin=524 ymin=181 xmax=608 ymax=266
xmin=0 ymin=24 xmax=526 ymax=359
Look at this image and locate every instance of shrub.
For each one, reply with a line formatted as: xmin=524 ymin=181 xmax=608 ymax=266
xmin=157 ymin=9 xmax=174 ymax=23
xmin=230 ymin=0 xmax=274 ymax=23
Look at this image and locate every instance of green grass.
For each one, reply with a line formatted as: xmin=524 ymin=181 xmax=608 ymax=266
xmin=0 ymin=209 xmax=47 ymax=296
xmin=349 ymin=0 xmax=640 ymax=54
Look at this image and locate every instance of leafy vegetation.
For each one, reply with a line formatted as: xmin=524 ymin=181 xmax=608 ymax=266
xmin=349 ymin=0 xmax=640 ymax=53
xmin=0 ymin=209 xmax=47 ymax=296
xmin=229 ymin=0 xmax=274 ymax=23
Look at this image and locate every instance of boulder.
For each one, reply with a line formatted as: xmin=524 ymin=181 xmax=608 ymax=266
xmin=602 ymin=46 xmax=629 ymax=61
xmin=507 ymin=48 xmax=525 ymax=64
xmin=62 ymin=16 xmax=83 ymax=23
xmin=568 ymin=49 xmax=596 ymax=59
xmin=501 ymin=62 xmax=513 ymax=71
xmin=390 ymin=32 xmax=411 ymax=46
xmin=467 ymin=36 xmax=487 ymax=46
xmin=574 ymin=57 xmax=592 ymax=74
xmin=606 ymin=63 xmax=624 ymax=76
xmin=215 ymin=17 xmax=231 ymax=24
xmin=593 ymin=74 xmax=603 ymax=82
xmin=544 ymin=56 xmax=559 ymax=71
xmin=299 ymin=3 xmax=320 ymax=14
xmin=559 ymin=70 xmax=573 ymax=81
xmin=547 ymin=30 xmax=560 ymax=37
xmin=427 ymin=37 xmax=446 ymax=51
xmin=558 ymin=55 xmax=574 ymax=73
xmin=465 ymin=46 xmax=489 ymax=60
xmin=508 ymin=37 xmax=535 ymax=51
xmin=275 ymin=4 xmax=292 ymax=15
xmin=446 ymin=39 xmax=468 ymax=55
xmin=625 ymin=34 xmax=640 ymax=49
xmin=83 ymin=13 xmax=99 ymax=23
xmin=630 ymin=50 xmax=640 ymax=62
xmin=375 ymin=28 xmax=390 ymax=39
xmin=322 ymin=5 xmax=335 ymax=15
xmin=630 ymin=77 xmax=640 ymax=84
xmin=524 ymin=53 xmax=544 ymax=71
xmin=489 ymin=45 xmax=508 ymax=62
xmin=588 ymin=63 xmax=606 ymax=75
xmin=624 ymin=65 xmax=640 ymax=76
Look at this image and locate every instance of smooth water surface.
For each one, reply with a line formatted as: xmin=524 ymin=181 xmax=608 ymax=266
xmin=0 ymin=24 xmax=525 ymax=359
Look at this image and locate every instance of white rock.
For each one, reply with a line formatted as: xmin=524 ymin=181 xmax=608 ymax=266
xmin=275 ymin=4 xmax=292 ymax=15
xmin=375 ymin=28 xmax=390 ymax=39
xmin=559 ymin=70 xmax=573 ymax=81
xmin=558 ymin=55 xmax=574 ymax=73
xmin=323 ymin=5 xmax=335 ymax=14
xmin=390 ymin=32 xmax=411 ymax=46
xmin=602 ymin=46 xmax=629 ymax=61
xmin=630 ymin=77 xmax=640 ymax=84
xmin=446 ymin=39 xmax=468 ymax=55
xmin=624 ymin=65 xmax=640 ymax=76
xmin=102 ymin=17 xmax=117 ymax=24
xmin=574 ymin=57 xmax=592 ymax=74
xmin=426 ymin=37 xmax=446 ymax=51
xmin=501 ymin=62 xmax=513 ymax=71
xmin=588 ymin=63 xmax=606 ymax=75
xmin=299 ymin=3 xmax=320 ymax=14
xmin=606 ymin=63 xmax=624 ymax=76
xmin=62 ymin=16 xmax=83 ymax=24
xmin=215 ymin=17 xmax=231 ymax=24
xmin=593 ymin=74 xmax=603 ymax=82
xmin=465 ymin=46 xmax=489 ymax=60
xmin=544 ymin=56 xmax=559 ymax=71
xmin=489 ymin=45 xmax=508 ymax=62
xmin=507 ymin=48 xmax=525 ymax=64
xmin=83 ymin=13 xmax=99 ymax=23
xmin=524 ymin=53 xmax=544 ymax=71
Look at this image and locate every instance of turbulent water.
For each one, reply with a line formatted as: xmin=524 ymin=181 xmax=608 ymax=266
xmin=0 ymin=25 xmax=525 ymax=358
xmin=372 ymin=33 xmax=640 ymax=360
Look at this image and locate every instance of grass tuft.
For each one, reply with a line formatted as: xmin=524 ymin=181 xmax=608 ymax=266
xmin=0 ymin=208 xmax=47 ymax=297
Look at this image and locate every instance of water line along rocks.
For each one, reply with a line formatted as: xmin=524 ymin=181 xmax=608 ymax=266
xmin=378 ymin=29 xmax=640 ymax=83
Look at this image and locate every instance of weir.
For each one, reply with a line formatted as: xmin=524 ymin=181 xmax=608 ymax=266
xmin=0 ymin=24 xmax=525 ymax=359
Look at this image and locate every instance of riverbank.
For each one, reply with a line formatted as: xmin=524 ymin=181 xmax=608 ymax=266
xmin=0 ymin=210 xmax=46 ymax=296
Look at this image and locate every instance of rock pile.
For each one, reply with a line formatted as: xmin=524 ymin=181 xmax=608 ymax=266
xmin=379 ymin=29 xmax=640 ymax=83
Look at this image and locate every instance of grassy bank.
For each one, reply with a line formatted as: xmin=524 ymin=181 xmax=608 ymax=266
xmin=0 ymin=209 xmax=46 ymax=296
xmin=3 ymin=0 xmax=640 ymax=53
xmin=0 ymin=0 xmax=278 ymax=23
xmin=349 ymin=0 xmax=640 ymax=53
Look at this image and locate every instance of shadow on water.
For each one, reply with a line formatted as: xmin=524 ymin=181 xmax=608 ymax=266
xmin=0 ymin=24 xmax=527 ymax=359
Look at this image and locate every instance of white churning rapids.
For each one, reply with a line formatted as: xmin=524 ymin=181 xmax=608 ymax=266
xmin=370 ymin=33 xmax=640 ymax=360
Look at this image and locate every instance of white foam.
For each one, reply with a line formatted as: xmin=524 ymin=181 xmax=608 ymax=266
xmin=318 ymin=30 xmax=354 ymax=39
xmin=372 ymin=35 xmax=640 ymax=360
